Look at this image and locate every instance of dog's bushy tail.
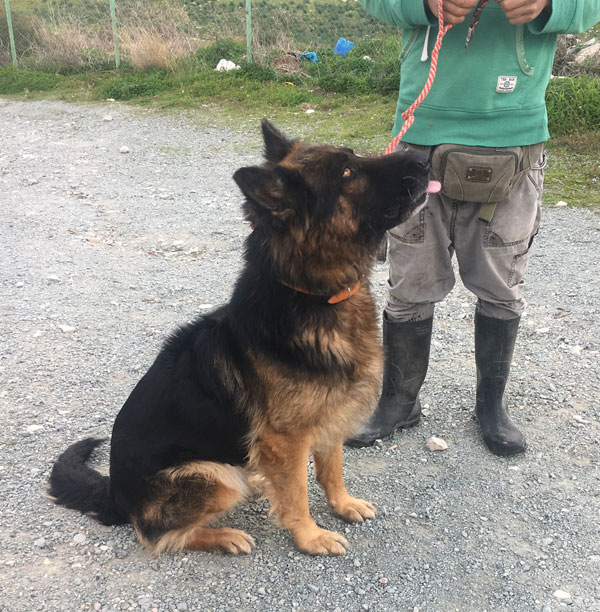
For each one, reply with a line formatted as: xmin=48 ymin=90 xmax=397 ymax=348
xmin=49 ymin=437 xmax=128 ymax=526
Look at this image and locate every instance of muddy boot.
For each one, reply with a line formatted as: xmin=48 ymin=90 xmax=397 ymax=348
xmin=345 ymin=314 xmax=432 ymax=447
xmin=475 ymin=311 xmax=526 ymax=456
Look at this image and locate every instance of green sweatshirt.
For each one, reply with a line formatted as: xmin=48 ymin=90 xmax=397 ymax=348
xmin=361 ymin=0 xmax=600 ymax=146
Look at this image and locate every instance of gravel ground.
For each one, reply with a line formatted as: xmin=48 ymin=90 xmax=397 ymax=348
xmin=1 ymin=99 xmax=599 ymax=612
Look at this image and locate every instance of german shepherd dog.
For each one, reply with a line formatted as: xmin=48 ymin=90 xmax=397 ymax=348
xmin=49 ymin=120 xmax=438 ymax=556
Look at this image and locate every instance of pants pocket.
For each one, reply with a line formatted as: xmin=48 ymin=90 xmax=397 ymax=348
xmin=508 ymin=236 xmax=535 ymax=288
xmin=483 ymin=160 xmax=543 ymax=248
xmin=389 ymin=208 xmax=426 ymax=244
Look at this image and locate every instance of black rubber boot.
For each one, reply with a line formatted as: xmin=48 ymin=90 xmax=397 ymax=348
xmin=475 ymin=311 xmax=526 ymax=456
xmin=345 ymin=314 xmax=433 ymax=447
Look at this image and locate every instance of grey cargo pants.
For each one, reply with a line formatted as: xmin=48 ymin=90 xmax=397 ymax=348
xmin=386 ymin=145 xmax=545 ymax=322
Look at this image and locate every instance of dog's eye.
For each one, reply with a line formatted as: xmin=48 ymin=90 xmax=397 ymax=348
xmin=342 ymin=167 xmax=353 ymax=178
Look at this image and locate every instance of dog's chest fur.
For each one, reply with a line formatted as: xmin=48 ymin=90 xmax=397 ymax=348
xmin=248 ymin=288 xmax=383 ymax=445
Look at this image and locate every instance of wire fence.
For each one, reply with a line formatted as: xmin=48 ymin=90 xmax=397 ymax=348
xmin=0 ymin=0 xmax=397 ymax=71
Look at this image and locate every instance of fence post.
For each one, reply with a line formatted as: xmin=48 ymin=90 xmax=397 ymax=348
xmin=246 ymin=0 xmax=252 ymax=64
xmin=4 ymin=0 xmax=17 ymax=66
xmin=108 ymin=0 xmax=120 ymax=69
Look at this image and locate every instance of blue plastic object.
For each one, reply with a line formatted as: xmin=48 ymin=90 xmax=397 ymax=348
xmin=333 ymin=38 xmax=355 ymax=57
xmin=299 ymin=51 xmax=318 ymax=63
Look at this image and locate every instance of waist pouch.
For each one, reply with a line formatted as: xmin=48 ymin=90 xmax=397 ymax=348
xmin=430 ymin=143 xmax=544 ymax=203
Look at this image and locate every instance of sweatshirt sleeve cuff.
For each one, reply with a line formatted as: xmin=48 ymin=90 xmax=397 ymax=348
xmin=528 ymin=1 xmax=575 ymax=34
xmin=402 ymin=0 xmax=437 ymax=26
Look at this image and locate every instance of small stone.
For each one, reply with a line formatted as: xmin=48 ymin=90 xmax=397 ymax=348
xmin=114 ymin=548 xmax=127 ymax=559
xmin=572 ymin=414 xmax=590 ymax=425
xmin=58 ymin=324 xmax=76 ymax=333
xmin=555 ymin=200 xmax=568 ymax=207
xmin=354 ymin=559 xmax=361 ymax=567
xmin=176 ymin=604 xmax=188 ymax=611
xmin=73 ymin=533 xmax=86 ymax=545
xmin=553 ymin=590 xmax=571 ymax=600
xmin=26 ymin=424 xmax=43 ymax=433
xmin=119 ymin=146 xmax=129 ymax=154
xmin=536 ymin=327 xmax=550 ymax=334
xmin=425 ymin=436 xmax=448 ymax=451
xmin=308 ymin=584 xmax=319 ymax=593
xmin=94 ymin=604 xmax=102 ymax=611
xmin=103 ymin=115 xmax=113 ymax=121
xmin=569 ymin=345 xmax=583 ymax=356
xmin=305 ymin=109 xmax=315 ymax=114
xmin=379 ymin=577 xmax=388 ymax=584
xmin=34 ymin=537 xmax=46 ymax=548
xmin=256 ymin=587 xmax=266 ymax=596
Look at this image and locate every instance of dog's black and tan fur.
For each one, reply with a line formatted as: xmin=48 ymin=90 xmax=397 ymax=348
xmin=49 ymin=120 xmax=432 ymax=556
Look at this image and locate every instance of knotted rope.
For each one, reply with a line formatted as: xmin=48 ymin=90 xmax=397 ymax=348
xmin=385 ymin=0 xmax=453 ymax=154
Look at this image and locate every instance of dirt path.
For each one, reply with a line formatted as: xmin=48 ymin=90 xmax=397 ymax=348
xmin=0 ymin=99 xmax=598 ymax=612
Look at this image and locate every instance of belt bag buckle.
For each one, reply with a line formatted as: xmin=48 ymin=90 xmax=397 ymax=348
xmin=431 ymin=144 xmax=541 ymax=203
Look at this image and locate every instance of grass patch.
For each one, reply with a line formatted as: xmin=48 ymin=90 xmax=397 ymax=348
xmin=0 ymin=66 xmax=65 ymax=93
xmin=546 ymin=76 xmax=600 ymax=135
xmin=543 ymin=133 xmax=600 ymax=209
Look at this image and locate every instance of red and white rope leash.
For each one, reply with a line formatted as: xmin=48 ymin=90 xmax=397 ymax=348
xmin=385 ymin=0 xmax=453 ymax=154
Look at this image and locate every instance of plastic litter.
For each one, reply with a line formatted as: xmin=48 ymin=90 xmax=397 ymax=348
xmin=299 ymin=51 xmax=318 ymax=63
xmin=214 ymin=59 xmax=241 ymax=72
xmin=333 ymin=38 xmax=355 ymax=57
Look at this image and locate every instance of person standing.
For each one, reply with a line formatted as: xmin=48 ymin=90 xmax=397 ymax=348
xmin=347 ymin=0 xmax=600 ymax=454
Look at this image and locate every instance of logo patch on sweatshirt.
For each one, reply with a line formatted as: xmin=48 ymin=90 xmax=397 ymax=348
xmin=496 ymin=76 xmax=517 ymax=93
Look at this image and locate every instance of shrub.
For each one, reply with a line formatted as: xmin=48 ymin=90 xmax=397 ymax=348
xmin=96 ymin=71 xmax=172 ymax=100
xmin=546 ymin=75 xmax=600 ymax=135
xmin=195 ymin=39 xmax=246 ymax=69
xmin=238 ymin=62 xmax=277 ymax=82
xmin=0 ymin=66 xmax=63 ymax=93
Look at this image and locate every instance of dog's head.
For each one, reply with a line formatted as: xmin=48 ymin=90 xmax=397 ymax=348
xmin=233 ymin=120 xmax=437 ymax=293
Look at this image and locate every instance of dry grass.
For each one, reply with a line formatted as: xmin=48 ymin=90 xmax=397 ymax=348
xmin=1 ymin=0 xmax=199 ymax=71
xmin=118 ymin=0 xmax=198 ymax=71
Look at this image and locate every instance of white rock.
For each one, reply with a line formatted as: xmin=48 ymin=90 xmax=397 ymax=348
xmin=119 ymin=146 xmax=130 ymax=154
xmin=569 ymin=345 xmax=583 ymax=356
xmin=553 ymin=589 xmax=571 ymax=600
xmin=58 ymin=324 xmax=76 ymax=333
xmin=103 ymin=115 xmax=113 ymax=122
xmin=572 ymin=414 xmax=590 ymax=424
xmin=575 ymin=40 xmax=600 ymax=64
xmin=73 ymin=533 xmax=87 ymax=545
xmin=305 ymin=109 xmax=315 ymax=114
xmin=26 ymin=424 xmax=43 ymax=433
xmin=555 ymin=200 xmax=568 ymax=207
xmin=425 ymin=436 xmax=448 ymax=451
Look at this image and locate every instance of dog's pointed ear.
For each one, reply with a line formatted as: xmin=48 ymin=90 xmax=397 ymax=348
xmin=234 ymin=165 xmax=297 ymax=215
xmin=261 ymin=118 xmax=294 ymax=163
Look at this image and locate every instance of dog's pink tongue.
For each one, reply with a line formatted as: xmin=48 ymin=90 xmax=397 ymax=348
xmin=426 ymin=180 xmax=442 ymax=194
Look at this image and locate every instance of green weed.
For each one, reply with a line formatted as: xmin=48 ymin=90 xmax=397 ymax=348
xmin=0 ymin=66 xmax=63 ymax=93
xmin=546 ymin=75 xmax=600 ymax=135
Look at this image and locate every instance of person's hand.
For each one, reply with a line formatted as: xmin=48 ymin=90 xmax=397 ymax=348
xmin=425 ymin=0 xmax=481 ymax=25
xmin=495 ymin=0 xmax=551 ymax=24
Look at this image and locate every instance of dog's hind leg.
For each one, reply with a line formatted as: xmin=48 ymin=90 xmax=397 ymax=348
xmin=313 ymin=443 xmax=376 ymax=523
xmin=134 ymin=462 xmax=255 ymax=556
xmin=251 ymin=431 xmax=349 ymax=556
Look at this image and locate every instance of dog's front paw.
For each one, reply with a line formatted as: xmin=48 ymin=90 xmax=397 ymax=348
xmin=332 ymin=495 xmax=376 ymax=523
xmin=189 ymin=528 xmax=256 ymax=555
xmin=295 ymin=527 xmax=349 ymax=556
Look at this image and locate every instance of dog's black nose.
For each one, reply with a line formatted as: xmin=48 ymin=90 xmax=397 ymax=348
xmin=413 ymin=152 xmax=430 ymax=169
